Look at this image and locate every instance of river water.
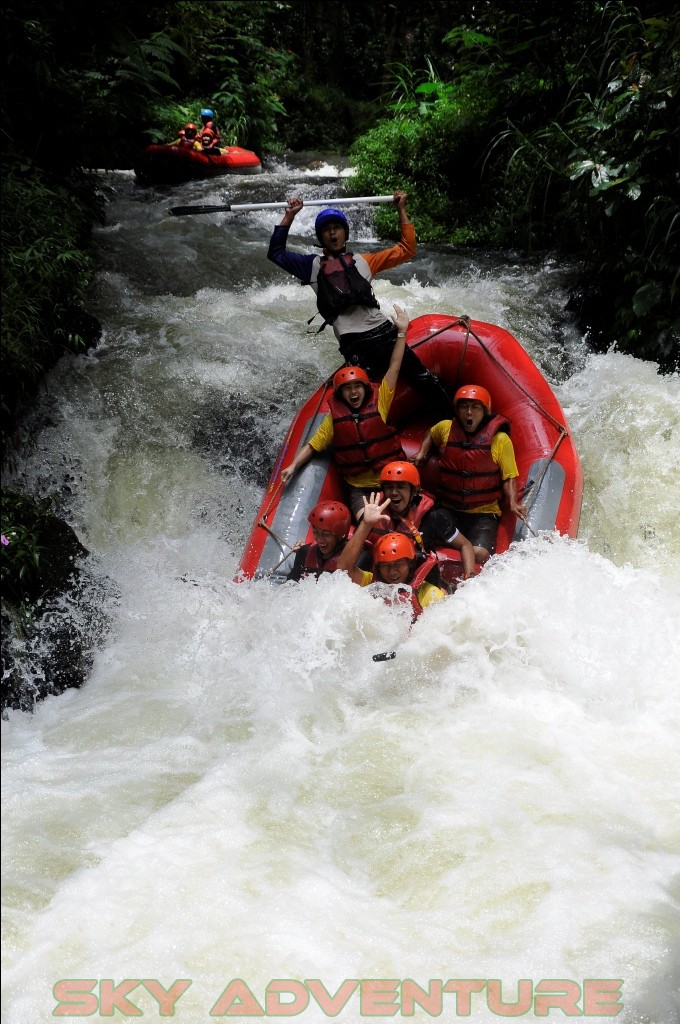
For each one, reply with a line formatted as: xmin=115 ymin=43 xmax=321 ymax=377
xmin=2 ymin=160 xmax=680 ymax=1023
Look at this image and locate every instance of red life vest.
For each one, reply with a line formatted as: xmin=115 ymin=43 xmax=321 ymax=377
xmin=290 ymin=537 xmax=371 ymax=581
xmin=437 ymin=414 xmax=511 ymax=509
xmin=302 ymin=542 xmax=345 ymax=576
xmin=368 ymin=492 xmax=435 ymax=551
xmin=199 ymin=120 xmax=221 ymax=146
xmin=327 ymin=383 xmax=405 ymax=475
xmin=316 ymin=252 xmax=379 ymax=325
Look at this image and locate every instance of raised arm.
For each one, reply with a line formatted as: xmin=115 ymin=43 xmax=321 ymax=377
xmin=393 ymin=189 xmax=411 ymax=227
xmin=267 ymin=198 xmax=316 ymax=282
xmin=337 ymin=494 xmax=391 ymax=583
xmin=362 ymin=191 xmax=415 ymax=275
xmin=383 ymin=305 xmax=409 ymax=393
xmin=279 ymin=196 xmax=304 ymax=227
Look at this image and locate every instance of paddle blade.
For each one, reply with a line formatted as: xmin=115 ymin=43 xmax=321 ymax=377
xmin=372 ymin=651 xmax=396 ymax=662
xmin=169 ymin=204 xmax=232 ymax=216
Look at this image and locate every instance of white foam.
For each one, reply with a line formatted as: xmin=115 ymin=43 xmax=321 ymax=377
xmin=3 ymin=169 xmax=679 ymax=1024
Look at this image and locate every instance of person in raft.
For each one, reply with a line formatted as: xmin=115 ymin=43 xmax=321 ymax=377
xmin=198 ymin=129 xmax=221 ymax=154
xmin=170 ymin=123 xmax=199 ymax=148
xmin=266 ymin=191 xmax=451 ymax=420
xmin=337 ymin=493 xmax=446 ymax=619
xmin=198 ymin=107 xmax=221 ymax=147
xmin=286 ymin=500 xmax=370 ymax=582
xmin=413 ymin=384 xmax=527 ymax=565
xmin=371 ymin=460 xmax=477 ymax=581
xmin=280 ymin=306 xmax=409 ymax=521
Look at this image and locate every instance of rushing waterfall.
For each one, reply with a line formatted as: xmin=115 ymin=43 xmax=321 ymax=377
xmin=2 ymin=159 xmax=679 ymax=1024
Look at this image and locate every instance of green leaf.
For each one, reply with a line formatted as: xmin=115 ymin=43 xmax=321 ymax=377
xmin=415 ymin=83 xmax=440 ymax=96
xmin=567 ymin=160 xmax=595 ymax=180
xmin=632 ymin=281 xmax=664 ymax=316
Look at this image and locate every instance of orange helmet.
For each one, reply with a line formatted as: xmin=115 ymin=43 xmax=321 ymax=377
xmin=454 ymin=384 xmax=492 ymax=414
xmin=380 ymin=461 xmax=420 ymax=489
xmin=333 ymin=366 xmax=370 ymax=392
xmin=184 ymin=123 xmax=198 ymax=136
xmin=308 ymin=500 xmax=351 ymax=538
xmin=200 ymin=130 xmax=215 ymax=147
xmin=373 ymin=532 xmax=415 ymax=564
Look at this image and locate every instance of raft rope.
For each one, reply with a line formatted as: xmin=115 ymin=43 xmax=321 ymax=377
xmin=407 ymin=316 xmax=473 ymax=402
xmin=258 ymin=379 xmax=332 ymax=527
xmin=270 ymin=549 xmax=297 ymax=573
xmin=257 ymin=376 xmax=335 ymax=572
xmin=409 ymin=315 xmax=569 ymax=518
xmin=259 ymin=478 xmax=284 ymax=525
xmin=464 ymin=323 xmax=568 ymax=514
xmin=258 ymin=519 xmax=294 ymax=555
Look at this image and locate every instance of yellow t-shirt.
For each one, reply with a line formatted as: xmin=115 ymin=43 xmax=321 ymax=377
xmin=356 ymin=570 xmax=445 ymax=607
xmin=309 ymin=378 xmax=397 ymax=488
xmin=429 ymin=420 xmax=519 ymax=515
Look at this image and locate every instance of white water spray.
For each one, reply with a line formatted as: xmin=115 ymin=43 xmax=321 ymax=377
xmin=2 ymin=163 xmax=679 ymax=1024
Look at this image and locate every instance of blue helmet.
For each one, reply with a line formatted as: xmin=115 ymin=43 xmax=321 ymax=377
xmin=200 ymin=108 xmax=214 ymax=119
xmin=315 ymin=208 xmax=349 ymax=244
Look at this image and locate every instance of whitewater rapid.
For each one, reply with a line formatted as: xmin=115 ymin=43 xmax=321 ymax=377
xmin=2 ymin=162 xmax=679 ymax=1024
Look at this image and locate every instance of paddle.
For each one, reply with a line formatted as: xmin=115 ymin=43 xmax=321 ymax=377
xmin=369 ymin=582 xmax=417 ymax=662
xmin=169 ymin=195 xmax=396 ymax=216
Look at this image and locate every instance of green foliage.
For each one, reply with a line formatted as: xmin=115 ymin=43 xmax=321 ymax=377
xmin=1 ymin=1 xmax=181 ymax=455
xmin=275 ymin=82 xmax=378 ymax=153
xmin=1 ymin=491 xmax=51 ymax=603
xmin=485 ymin=4 xmax=679 ymax=368
xmin=2 ymin=3 xmax=185 ymax=169
xmin=0 ymin=159 xmax=103 ymax=453
xmin=1 ymin=0 xmax=676 ymax=431
xmin=141 ymin=100 xmax=203 ymax=144
xmin=385 ymin=58 xmax=458 ymax=118
xmin=161 ymin=0 xmax=295 ymax=152
xmin=349 ymin=73 xmax=511 ymax=243
xmin=349 ymin=0 xmax=679 ymax=370
xmin=208 ymin=46 xmax=291 ymax=151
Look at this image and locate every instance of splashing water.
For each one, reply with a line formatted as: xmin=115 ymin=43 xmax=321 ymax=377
xmin=2 ymin=163 xmax=679 ymax=1024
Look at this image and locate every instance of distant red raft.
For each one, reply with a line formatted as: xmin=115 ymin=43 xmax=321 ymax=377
xmin=238 ymin=314 xmax=583 ymax=584
xmin=133 ymin=143 xmax=262 ymax=183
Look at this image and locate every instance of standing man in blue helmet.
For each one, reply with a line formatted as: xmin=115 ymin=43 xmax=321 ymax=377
xmin=267 ymin=191 xmax=451 ymax=419
xmin=198 ymin=107 xmax=221 ymax=148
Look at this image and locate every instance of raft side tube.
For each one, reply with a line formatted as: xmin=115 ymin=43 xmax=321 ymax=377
xmin=515 ymin=458 xmax=566 ymax=539
xmin=257 ymin=454 xmax=332 ymax=578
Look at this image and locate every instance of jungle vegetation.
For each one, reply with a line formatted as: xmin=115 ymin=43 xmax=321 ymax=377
xmin=1 ymin=0 xmax=678 ymax=598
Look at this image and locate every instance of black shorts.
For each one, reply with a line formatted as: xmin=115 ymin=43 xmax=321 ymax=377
xmin=339 ymin=322 xmax=396 ymax=379
xmin=421 ymin=507 xmax=499 ymax=555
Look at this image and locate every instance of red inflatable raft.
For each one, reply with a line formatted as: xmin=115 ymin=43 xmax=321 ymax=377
xmin=133 ymin=143 xmax=262 ymax=183
xmin=238 ymin=314 xmax=583 ymax=584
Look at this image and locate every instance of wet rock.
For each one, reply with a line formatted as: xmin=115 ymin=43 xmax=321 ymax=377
xmin=1 ymin=501 xmax=113 ymax=712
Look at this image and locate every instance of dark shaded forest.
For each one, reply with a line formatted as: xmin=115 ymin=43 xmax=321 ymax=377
xmin=2 ymin=1 xmax=678 ymax=421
